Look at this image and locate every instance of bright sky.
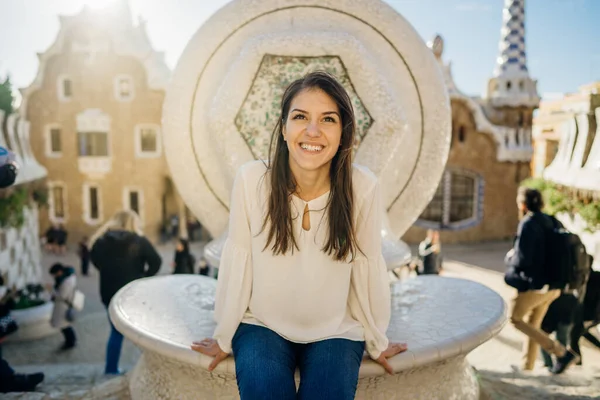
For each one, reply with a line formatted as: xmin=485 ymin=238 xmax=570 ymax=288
xmin=0 ymin=0 xmax=598 ymax=101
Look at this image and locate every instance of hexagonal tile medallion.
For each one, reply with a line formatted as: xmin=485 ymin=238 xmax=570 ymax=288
xmin=235 ymin=54 xmax=374 ymax=160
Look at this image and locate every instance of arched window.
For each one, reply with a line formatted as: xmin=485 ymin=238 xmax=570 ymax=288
xmin=417 ymin=169 xmax=483 ymax=230
xmin=506 ymin=81 xmax=512 ymax=91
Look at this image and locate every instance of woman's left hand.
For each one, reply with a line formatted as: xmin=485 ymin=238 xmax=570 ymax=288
xmin=373 ymin=342 xmax=408 ymax=374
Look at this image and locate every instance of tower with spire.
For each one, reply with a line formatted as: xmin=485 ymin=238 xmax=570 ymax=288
xmin=486 ymin=0 xmax=540 ymax=108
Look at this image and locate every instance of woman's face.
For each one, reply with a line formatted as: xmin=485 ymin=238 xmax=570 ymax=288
xmin=283 ymin=88 xmax=342 ymax=177
xmin=176 ymin=242 xmax=184 ymax=252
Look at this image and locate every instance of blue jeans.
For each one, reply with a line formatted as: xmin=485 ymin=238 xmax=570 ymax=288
xmin=105 ymin=312 xmax=124 ymax=374
xmin=232 ymin=323 xmax=364 ymax=400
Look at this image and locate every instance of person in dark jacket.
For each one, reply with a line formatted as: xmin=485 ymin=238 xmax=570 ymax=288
xmin=417 ymin=230 xmax=442 ymax=275
xmin=553 ymin=258 xmax=600 ymax=374
xmin=55 ymin=224 xmax=68 ymax=255
xmin=90 ymin=210 xmax=162 ymax=375
xmin=172 ymin=238 xmax=195 ymax=274
xmin=505 ymin=187 xmax=569 ymax=371
xmin=539 ymin=293 xmax=579 ymax=369
xmin=44 ymin=224 xmax=59 ymax=254
xmin=78 ymin=236 xmax=91 ymax=276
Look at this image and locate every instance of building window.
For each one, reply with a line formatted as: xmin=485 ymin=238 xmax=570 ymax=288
xmin=90 ymin=187 xmax=99 ymax=219
xmin=134 ymin=124 xmax=162 ymax=158
xmin=114 ymin=75 xmax=134 ymax=102
xmin=57 ymin=75 xmax=73 ymax=101
xmin=123 ymin=188 xmax=143 ymax=220
xmin=519 ymin=80 xmax=525 ymax=91
xmin=83 ymin=183 xmax=102 ymax=225
xmin=48 ymin=182 xmax=67 ymax=222
xmin=78 ymin=131 xmax=108 ymax=156
xmin=417 ymin=169 xmax=484 ymax=230
xmin=506 ymin=81 xmax=512 ymax=91
xmin=50 ymin=128 xmax=62 ymax=153
xmin=45 ymin=125 xmax=62 ymax=157
xmin=448 ymin=174 xmax=475 ymax=222
xmin=129 ymin=191 xmax=140 ymax=215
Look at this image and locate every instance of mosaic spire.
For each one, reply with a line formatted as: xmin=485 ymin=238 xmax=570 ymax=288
xmin=494 ymin=0 xmax=528 ymax=77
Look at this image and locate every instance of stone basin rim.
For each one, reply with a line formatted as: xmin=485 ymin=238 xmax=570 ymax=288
xmin=109 ymin=275 xmax=507 ymax=377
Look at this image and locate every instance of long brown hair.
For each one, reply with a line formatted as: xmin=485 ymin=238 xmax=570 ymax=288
xmin=261 ymin=71 xmax=359 ymax=261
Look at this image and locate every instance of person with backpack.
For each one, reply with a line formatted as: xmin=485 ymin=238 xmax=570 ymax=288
xmin=504 ymin=187 xmax=572 ymax=371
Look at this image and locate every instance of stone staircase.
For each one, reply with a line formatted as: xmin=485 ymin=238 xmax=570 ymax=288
xmin=1 ymin=363 xmax=130 ymax=399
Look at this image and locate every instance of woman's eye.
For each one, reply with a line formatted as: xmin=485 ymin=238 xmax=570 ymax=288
xmin=292 ymin=114 xmax=306 ymax=120
xmin=324 ymin=116 xmax=336 ymax=123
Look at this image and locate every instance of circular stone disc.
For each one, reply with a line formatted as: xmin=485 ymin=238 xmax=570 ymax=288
xmin=162 ymin=0 xmax=451 ymax=237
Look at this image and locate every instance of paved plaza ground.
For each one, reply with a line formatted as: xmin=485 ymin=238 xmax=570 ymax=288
xmin=2 ymin=240 xmax=600 ymax=399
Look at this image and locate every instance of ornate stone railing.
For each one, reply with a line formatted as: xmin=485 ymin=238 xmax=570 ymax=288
xmin=0 ymin=110 xmax=52 ymax=341
xmin=545 ymin=108 xmax=600 ymax=192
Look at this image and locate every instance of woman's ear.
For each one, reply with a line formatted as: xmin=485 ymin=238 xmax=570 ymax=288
xmin=282 ymin=124 xmax=287 ymax=141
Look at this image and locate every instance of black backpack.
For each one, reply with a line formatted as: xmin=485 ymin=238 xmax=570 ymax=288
xmin=543 ymin=215 xmax=589 ymax=292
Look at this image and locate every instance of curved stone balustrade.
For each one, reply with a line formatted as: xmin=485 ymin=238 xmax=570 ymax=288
xmin=110 ymin=275 xmax=506 ymax=399
xmin=545 ymin=107 xmax=600 ymax=192
xmin=0 ymin=110 xmax=47 ymax=185
xmin=0 ymin=111 xmax=47 ymax=296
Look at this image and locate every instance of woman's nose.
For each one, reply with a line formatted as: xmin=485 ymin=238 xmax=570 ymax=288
xmin=306 ymin=121 xmax=320 ymax=137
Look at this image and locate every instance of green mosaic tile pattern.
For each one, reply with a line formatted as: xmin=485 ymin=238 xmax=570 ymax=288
xmin=235 ymin=55 xmax=374 ymax=160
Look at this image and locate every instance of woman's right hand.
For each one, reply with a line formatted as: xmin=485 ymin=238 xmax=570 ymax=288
xmin=191 ymin=338 xmax=229 ymax=371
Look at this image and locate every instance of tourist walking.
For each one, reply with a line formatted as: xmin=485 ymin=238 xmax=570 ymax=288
xmin=56 ymin=224 xmax=68 ymax=255
xmin=172 ymin=238 xmax=195 ymax=274
xmin=44 ymin=224 xmax=58 ymax=253
xmin=504 ymin=187 xmax=571 ymax=371
xmin=49 ymin=263 xmax=78 ymax=350
xmin=553 ymin=257 xmax=600 ymax=374
xmin=90 ymin=210 xmax=162 ymax=375
xmin=77 ymin=236 xmax=91 ymax=276
xmin=191 ymin=71 xmax=406 ymax=400
xmin=417 ymin=229 xmax=442 ymax=275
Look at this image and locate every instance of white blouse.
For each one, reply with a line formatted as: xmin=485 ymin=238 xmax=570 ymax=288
xmin=213 ymin=160 xmax=391 ymax=359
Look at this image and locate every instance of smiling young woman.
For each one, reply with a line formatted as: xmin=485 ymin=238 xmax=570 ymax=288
xmin=191 ymin=71 xmax=406 ymax=400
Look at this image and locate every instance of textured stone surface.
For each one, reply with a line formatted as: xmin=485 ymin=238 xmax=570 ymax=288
xmin=110 ymin=274 xmax=505 ymax=399
xmin=162 ymin=0 xmax=452 ymax=240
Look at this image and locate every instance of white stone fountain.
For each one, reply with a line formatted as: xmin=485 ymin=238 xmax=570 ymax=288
xmin=109 ymin=0 xmax=507 ymax=398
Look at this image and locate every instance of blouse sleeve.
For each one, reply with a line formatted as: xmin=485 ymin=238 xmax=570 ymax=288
xmin=348 ymin=179 xmax=391 ymax=359
xmin=212 ymin=168 xmax=254 ymax=354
